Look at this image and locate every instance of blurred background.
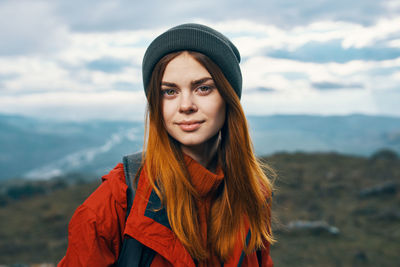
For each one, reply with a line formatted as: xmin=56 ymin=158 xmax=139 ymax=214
xmin=0 ymin=0 xmax=399 ymax=266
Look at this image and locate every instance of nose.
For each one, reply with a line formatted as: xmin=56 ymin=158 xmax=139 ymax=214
xmin=179 ymin=91 xmax=197 ymax=114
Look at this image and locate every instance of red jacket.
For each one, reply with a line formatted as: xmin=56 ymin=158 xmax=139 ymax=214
xmin=58 ymin=163 xmax=273 ymax=266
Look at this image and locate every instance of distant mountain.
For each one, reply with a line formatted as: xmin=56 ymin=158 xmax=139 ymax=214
xmin=0 ymin=114 xmax=143 ymax=181
xmin=0 ymin=113 xmax=399 ymax=181
xmin=248 ymin=114 xmax=400 ymax=156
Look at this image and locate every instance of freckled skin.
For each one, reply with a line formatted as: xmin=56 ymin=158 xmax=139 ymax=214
xmin=161 ymin=52 xmax=226 ymax=155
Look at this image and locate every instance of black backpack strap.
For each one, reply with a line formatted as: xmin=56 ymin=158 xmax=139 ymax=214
xmin=117 ymin=152 xmax=156 ymax=267
xmin=122 ymin=152 xmax=143 ymax=220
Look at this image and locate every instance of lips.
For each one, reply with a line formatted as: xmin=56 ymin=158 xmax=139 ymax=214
xmin=176 ymin=120 xmax=204 ymax=132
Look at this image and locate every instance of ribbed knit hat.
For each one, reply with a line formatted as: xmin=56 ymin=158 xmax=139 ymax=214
xmin=142 ymin=23 xmax=242 ymax=99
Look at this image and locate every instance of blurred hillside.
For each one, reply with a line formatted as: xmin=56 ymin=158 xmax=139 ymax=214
xmin=0 ymin=150 xmax=398 ymax=266
xmin=1 ymin=113 xmax=400 ymax=181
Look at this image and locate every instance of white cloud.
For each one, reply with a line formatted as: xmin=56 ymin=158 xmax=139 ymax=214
xmin=341 ymin=17 xmax=400 ymax=49
xmin=242 ymin=56 xmax=400 ymax=92
xmin=388 ymin=39 xmax=400 ymax=48
xmin=211 ymin=17 xmax=400 ymax=58
xmin=0 ymin=91 xmax=147 ymax=121
xmin=0 ymin=56 xmax=82 ymax=93
xmin=58 ymin=30 xmax=158 ymax=65
xmin=385 ymin=0 xmax=400 ymax=12
xmin=44 ymin=0 xmax=399 ymax=31
xmin=0 ymin=0 xmax=69 ymax=55
xmin=1 ymin=15 xmax=399 ymax=120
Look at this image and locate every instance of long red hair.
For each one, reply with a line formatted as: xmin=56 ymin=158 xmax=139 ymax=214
xmin=143 ymin=50 xmax=275 ymax=262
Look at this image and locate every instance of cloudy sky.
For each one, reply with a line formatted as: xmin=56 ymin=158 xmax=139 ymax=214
xmin=0 ymin=0 xmax=399 ymax=121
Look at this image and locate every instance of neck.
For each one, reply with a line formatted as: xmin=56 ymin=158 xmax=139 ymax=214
xmin=181 ymin=133 xmax=220 ymax=171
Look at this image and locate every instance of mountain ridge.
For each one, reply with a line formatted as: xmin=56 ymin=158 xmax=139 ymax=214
xmin=1 ymin=112 xmax=399 ymax=181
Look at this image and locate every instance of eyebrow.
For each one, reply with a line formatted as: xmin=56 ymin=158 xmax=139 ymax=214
xmin=161 ymin=77 xmax=213 ymax=88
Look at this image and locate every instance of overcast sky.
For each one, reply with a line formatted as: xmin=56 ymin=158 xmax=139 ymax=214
xmin=0 ymin=0 xmax=399 ymax=121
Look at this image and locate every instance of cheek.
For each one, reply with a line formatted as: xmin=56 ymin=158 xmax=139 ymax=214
xmin=162 ymin=100 xmax=176 ymax=124
xmin=208 ymin=100 xmax=226 ymax=129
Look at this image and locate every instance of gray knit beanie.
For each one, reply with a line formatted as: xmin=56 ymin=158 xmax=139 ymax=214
xmin=142 ymin=23 xmax=242 ymax=99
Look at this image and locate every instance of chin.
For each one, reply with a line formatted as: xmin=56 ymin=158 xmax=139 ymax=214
xmin=174 ymin=134 xmax=211 ymax=147
xmin=178 ymin=138 xmax=207 ymax=147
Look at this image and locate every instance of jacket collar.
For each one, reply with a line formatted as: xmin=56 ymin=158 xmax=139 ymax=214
xmin=123 ymin=169 xmax=250 ymax=267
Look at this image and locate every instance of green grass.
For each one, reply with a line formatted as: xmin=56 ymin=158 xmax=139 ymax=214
xmin=0 ymin=181 xmax=100 ymax=265
xmin=267 ymin=151 xmax=400 ymax=267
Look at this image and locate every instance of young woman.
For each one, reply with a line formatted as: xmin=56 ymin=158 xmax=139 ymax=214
xmin=59 ymin=23 xmax=275 ymax=267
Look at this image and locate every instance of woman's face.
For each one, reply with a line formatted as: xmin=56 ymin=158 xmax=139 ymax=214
xmin=161 ymin=52 xmax=226 ymax=148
